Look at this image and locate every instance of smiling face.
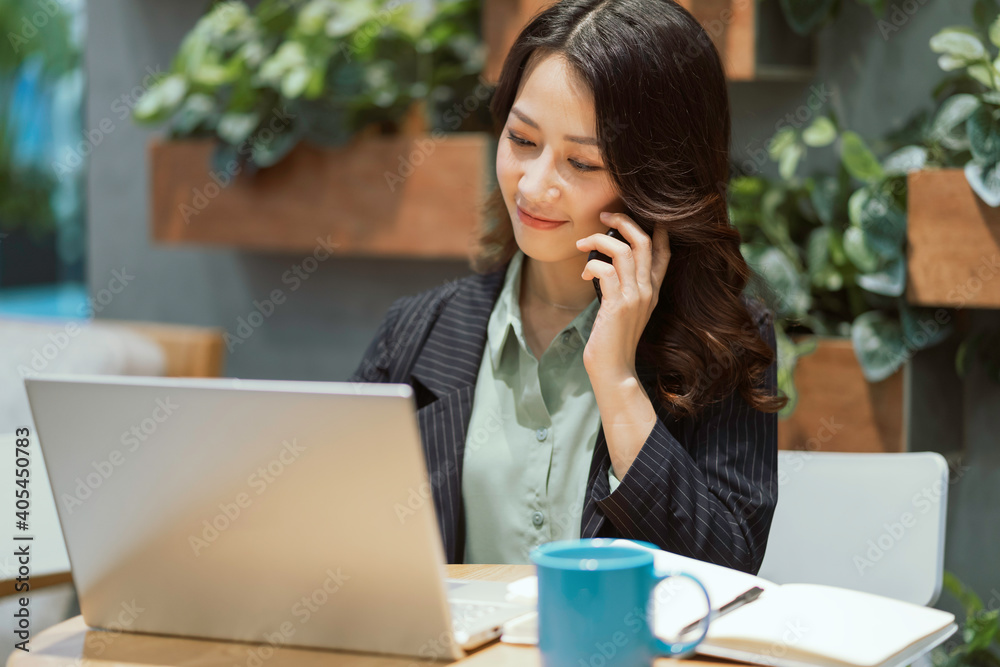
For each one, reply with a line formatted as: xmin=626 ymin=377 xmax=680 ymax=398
xmin=496 ymin=51 xmax=626 ymax=263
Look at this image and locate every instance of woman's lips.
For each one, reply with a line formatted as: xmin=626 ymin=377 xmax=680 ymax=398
xmin=517 ymin=206 xmax=568 ymax=229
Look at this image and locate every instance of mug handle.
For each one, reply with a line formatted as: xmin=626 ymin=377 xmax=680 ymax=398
xmin=648 ymin=569 xmax=712 ymax=658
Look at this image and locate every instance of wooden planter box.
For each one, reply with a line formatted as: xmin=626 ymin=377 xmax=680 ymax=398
xmin=149 ymin=132 xmax=491 ymax=259
xmin=907 ymin=168 xmax=1000 ymax=308
xmin=777 ymin=337 xmax=905 ymax=453
xmin=482 ymin=0 xmax=814 ymax=83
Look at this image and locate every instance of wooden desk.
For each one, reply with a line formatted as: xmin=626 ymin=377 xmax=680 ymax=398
xmin=7 ymin=564 xmax=738 ymax=667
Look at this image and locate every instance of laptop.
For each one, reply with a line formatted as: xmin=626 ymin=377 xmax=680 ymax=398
xmin=23 ymin=373 xmax=535 ymax=660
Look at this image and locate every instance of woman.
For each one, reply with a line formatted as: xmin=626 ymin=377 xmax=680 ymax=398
xmin=348 ymin=0 xmax=787 ymax=574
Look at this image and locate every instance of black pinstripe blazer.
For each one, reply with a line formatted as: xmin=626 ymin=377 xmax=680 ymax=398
xmin=346 ymin=259 xmax=779 ymax=574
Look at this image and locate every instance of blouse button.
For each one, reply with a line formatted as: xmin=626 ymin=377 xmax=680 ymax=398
xmin=535 ymin=427 xmax=548 ymax=441
xmin=532 ymin=511 xmax=545 ymax=527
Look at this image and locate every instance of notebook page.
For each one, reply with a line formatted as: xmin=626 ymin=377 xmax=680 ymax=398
xmin=501 ymin=541 xmax=776 ymax=646
xmin=610 ymin=539 xmax=774 ymax=599
xmin=606 ymin=539 xmax=776 ymax=638
xmin=697 ymin=623 xmax=957 ymax=667
xmin=701 ymin=583 xmax=956 ymax=667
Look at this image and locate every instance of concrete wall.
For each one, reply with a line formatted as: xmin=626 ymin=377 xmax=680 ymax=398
xmin=86 ymin=0 xmax=998 ymax=616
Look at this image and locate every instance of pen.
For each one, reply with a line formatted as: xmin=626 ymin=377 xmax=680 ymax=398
xmin=679 ymin=585 xmax=765 ymax=636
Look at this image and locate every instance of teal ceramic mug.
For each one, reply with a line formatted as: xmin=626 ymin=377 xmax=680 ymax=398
xmin=529 ymin=538 xmax=711 ymax=667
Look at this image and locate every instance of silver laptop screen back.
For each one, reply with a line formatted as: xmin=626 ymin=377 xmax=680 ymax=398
xmin=24 ymin=374 xmax=461 ymax=659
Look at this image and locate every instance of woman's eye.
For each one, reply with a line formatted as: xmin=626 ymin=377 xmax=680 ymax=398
xmin=505 ymin=132 xmax=600 ymax=172
xmin=506 ymin=132 xmax=532 ymax=147
xmin=571 ymin=160 xmax=600 ymax=172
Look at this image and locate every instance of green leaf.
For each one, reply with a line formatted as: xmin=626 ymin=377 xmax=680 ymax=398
xmin=848 ymin=186 xmax=906 ymax=255
xmin=938 ymin=54 xmax=969 ymax=72
xmin=132 ymin=74 xmax=189 ymax=123
xmin=779 ymin=0 xmax=837 ymax=35
xmin=250 ymin=127 xmax=300 ymax=168
xmin=768 ymin=127 xmax=798 ymax=161
xmin=809 ymin=176 xmax=840 ymax=226
xmin=968 ymin=105 xmax=1000 ymax=164
xmin=326 ymin=0 xmax=381 ymax=38
xmin=943 ymin=571 xmax=984 ymax=618
xmin=990 ymin=14 xmax=1000 ymax=48
xmin=775 ymin=325 xmax=800 ymax=419
xmin=930 ymin=27 xmax=988 ymax=62
xmin=955 ymin=334 xmax=980 ymax=377
xmin=931 ymin=94 xmax=980 ymax=150
xmin=966 ymin=609 xmax=999 ymax=652
xmin=899 ymin=302 xmax=954 ymax=350
xmin=779 ymin=142 xmax=805 ymax=181
xmin=281 ymin=66 xmax=312 ymax=98
xmin=171 ymin=93 xmax=218 ymax=135
xmin=210 ymin=142 xmax=244 ymax=180
xmin=217 ymin=111 xmax=260 ymax=144
xmin=857 ymin=255 xmax=905 ymax=296
xmin=807 ymin=227 xmax=843 ymax=290
xmin=255 ymin=0 xmax=298 ymax=33
xmin=741 ymin=243 xmax=811 ymax=319
xmin=964 ymin=160 xmax=1000 ymax=207
xmin=840 ymin=131 xmax=884 ymax=183
xmin=828 ymin=225 xmax=848 ymax=266
xmin=296 ymin=1 xmax=329 ymax=35
xmin=969 ymin=63 xmax=999 ymax=89
xmin=883 ymin=145 xmax=928 ymax=175
xmin=843 ymin=226 xmax=881 ymax=273
xmin=775 ymin=328 xmax=819 ymax=419
xmin=851 ymin=311 xmax=908 ymax=382
xmin=730 ymin=176 xmax=768 ymax=198
xmin=189 ymin=55 xmax=242 ymax=86
xmin=933 ymin=650 xmax=971 ymax=667
xmin=762 ymin=187 xmax=786 ymax=222
xmin=802 ymin=117 xmax=837 ymax=147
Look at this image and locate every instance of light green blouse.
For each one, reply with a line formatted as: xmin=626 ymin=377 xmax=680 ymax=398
xmin=462 ymin=248 xmax=622 ymax=564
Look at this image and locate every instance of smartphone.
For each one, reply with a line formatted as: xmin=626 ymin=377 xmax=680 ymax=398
xmin=588 ymin=227 xmax=632 ymax=303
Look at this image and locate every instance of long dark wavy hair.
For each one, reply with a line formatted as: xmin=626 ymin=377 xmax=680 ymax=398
xmin=471 ymin=0 xmax=787 ymax=421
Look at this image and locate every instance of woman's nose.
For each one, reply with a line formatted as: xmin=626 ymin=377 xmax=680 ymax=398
xmin=519 ymin=157 xmax=560 ymax=202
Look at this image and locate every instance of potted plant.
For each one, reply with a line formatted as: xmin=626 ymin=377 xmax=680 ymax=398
xmin=134 ymin=0 xmax=494 ymax=258
xmin=735 ymin=112 xmax=953 ymax=452
xmin=898 ymin=14 xmax=1000 ymax=309
xmin=929 ymin=571 xmax=1000 ymax=667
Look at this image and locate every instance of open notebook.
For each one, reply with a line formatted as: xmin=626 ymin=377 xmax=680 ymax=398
xmin=501 ymin=539 xmax=957 ymax=667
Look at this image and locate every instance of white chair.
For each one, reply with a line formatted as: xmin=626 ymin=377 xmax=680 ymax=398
xmin=757 ymin=450 xmax=949 ymax=606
